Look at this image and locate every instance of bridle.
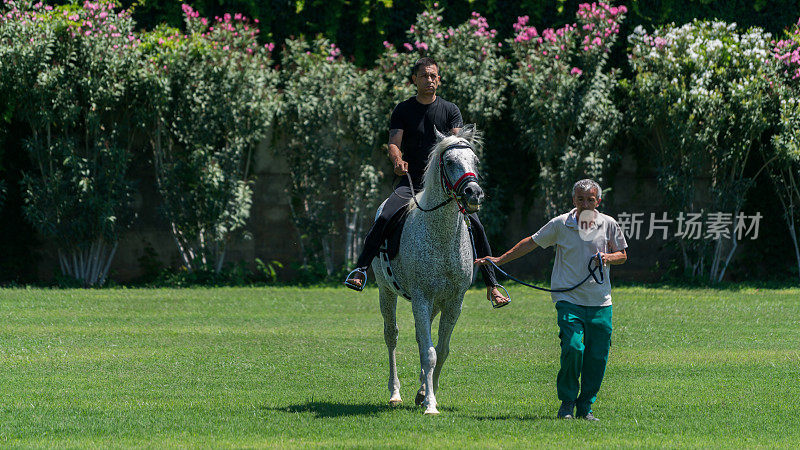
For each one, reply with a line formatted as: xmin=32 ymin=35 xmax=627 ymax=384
xmin=394 ymin=142 xmax=479 ymax=214
xmin=438 ymin=144 xmax=478 ymax=215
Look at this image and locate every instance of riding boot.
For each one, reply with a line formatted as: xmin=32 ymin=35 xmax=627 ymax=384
xmin=353 ymin=185 xmax=413 ymax=270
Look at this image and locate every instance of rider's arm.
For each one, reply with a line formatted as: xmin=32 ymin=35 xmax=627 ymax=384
xmin=388 ymin=129 xmax=407 ymax=175
xmin=602 ymin=249 xmax=627 ymax=265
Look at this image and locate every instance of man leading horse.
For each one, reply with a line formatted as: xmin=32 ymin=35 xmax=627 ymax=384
xmin=344 ymin=57 xmax=509 ymax=307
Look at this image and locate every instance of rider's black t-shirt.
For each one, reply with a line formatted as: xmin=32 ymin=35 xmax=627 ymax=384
xmin=389 ymin=96 xmax=463 ymax=188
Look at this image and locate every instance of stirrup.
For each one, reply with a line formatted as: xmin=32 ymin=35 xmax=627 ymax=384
xmin=344 ymin=267 xmax=368 ymax=292
xmin=489 ymin=284 xmax=511 ymax=309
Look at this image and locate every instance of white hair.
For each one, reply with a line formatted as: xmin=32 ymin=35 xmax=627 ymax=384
xmin=572 ymin=179 xmax=602 ymax=200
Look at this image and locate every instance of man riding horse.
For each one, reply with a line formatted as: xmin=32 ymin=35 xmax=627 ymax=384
xmin=344 ymin=57 xmax=509 ymax=307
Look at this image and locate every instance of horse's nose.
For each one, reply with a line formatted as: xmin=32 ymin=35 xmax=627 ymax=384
xmin=463 ymin=182 xmax=484 ymax=210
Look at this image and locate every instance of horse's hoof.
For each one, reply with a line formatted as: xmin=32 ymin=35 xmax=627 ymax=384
xmin=414 ymin=392 xmax=425 ymax=406
xmin=389 ymin=396 xmax=402 ymax=407
xmin=424 ymin=406 xmax=439 ymax=415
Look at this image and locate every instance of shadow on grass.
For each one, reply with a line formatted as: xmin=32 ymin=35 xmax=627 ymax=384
xmin=469 ymin=413 xmax=554 ymax=422
xmin=265 ymin=401 xmax=455 ymax=418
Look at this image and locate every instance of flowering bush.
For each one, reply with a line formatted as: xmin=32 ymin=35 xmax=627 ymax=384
xmin=509 ymin=2 xmax=626 ymax=217
xmin=376 ymin=4 xmax=509 ymax=132
xmin=281 ymin=37 xmax=385 ymax=274
xmin=143 ymin=4 xmax=279 ymax=273
xmin=769 ymin=23 xmax=800 ymax=280
xmin=0 ymin=0 xmax=140 ymax=286
xmin=628 ymin=20 xmax=774 ymax=280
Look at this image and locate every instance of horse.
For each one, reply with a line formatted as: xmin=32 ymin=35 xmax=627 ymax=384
xmin=372 ymin=125 xmax=484 ymax=415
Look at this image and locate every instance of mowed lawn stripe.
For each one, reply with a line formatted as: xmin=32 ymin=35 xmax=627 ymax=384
xmin=0 ymin=286 xmax=797 ymax=447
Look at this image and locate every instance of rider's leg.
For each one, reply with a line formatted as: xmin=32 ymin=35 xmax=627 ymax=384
xmin=345 ymin=185 xmax=412 ymax=288
xmin=468 ymin=214 xmax=509 ymax=305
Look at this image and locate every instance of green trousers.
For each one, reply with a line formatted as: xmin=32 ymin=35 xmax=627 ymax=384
xmin=555 ymin=301 xmax=613 ymax=416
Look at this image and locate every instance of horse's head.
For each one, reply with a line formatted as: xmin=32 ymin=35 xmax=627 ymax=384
xmin=429 ymin=125 xmax=484 ymax=214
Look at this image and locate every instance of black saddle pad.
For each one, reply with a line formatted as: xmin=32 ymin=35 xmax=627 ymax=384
xmin=379 ymin=206 xmax=409 ymax=261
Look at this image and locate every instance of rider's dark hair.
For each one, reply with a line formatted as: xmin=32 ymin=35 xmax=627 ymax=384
xmin=410 ymin=57 xmax=438 ymax=82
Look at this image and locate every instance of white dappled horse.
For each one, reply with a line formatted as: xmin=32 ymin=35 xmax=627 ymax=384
xmin=372 ymin=126 xmax=484 ymax=415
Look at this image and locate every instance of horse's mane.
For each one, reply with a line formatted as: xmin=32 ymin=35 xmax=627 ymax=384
xmin=412 ymin=125 xmax=482 ymax=209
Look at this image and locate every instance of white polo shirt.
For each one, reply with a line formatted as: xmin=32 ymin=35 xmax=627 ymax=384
xmin=531 ymin=208 xmax=628 ymax=307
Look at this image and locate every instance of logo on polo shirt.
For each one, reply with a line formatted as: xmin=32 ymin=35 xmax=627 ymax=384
xmin=577 ymin=209 xmax=603 ymax=242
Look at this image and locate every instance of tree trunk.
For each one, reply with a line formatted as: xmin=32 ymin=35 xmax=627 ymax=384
xmin=321 ymin=236 xmax=334 ymax=276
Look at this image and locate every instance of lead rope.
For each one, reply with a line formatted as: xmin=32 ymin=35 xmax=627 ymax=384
xmin=464 ymin=214 xmax=604 ymax=294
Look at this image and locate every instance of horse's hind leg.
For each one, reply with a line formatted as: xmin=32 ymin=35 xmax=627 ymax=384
xmin=412 ymin=299 xmax=438 ymax=415
xmin=432 ymin=302 xmax=463 ymax=395
xmin=379 ymin=287 xmax=402 ymax=406
xmin=415 ymin=305 xmax=440 ymax=407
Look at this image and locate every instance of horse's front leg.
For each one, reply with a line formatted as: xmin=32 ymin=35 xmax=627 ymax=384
xmin=432 ymin=300 xmax=463 ymax=395
xmin=412 ymin=299 xmax=438 ymax=415
xmin=379 ymin=288 xmax=402 ymax=406
xmin=415 ymin=305 xmax=439 ymax=407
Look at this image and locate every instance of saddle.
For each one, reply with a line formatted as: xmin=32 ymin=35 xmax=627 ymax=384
xmin=378 ymin=205 xmax=409 ymax=261
xmin=377 ymin=205 xmax=411 ymax=300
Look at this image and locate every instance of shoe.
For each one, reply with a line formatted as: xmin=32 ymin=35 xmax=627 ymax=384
xmin=580 ymin=412 xmax=599 ymax=421
xmin=557 ymin=401 xmax=575 ymax=419
xmin=488 ymin=284 xmax=511 ymax=308
xmin=344 ymin=268 xmax=367 ymax=291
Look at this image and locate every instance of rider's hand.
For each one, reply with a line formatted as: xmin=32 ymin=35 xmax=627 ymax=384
xmin=599 ymin=252 xmax=608 ymax=265
xmin=393 ymin=160 xmax=408 ymax=176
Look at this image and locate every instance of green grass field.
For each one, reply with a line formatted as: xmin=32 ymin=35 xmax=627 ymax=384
xmin=0 ymin=285 xmax=798 ymax=447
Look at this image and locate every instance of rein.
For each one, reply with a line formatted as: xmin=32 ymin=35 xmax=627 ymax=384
xmin=464 ymin=215 xmax=605 ymax=293
xmin=391 ymin=143 xmax=476 ymax=213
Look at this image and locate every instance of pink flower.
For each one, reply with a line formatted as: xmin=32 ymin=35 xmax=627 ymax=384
xmin=415 ymin=40 xmax=428 ymax=51
xmin=403 ymin=42 xmax=413 ymax=51
xmin=383 ymin=40 xmax=392 ymax=48
xmin=571 ymin=67 xmax=582 ymax=76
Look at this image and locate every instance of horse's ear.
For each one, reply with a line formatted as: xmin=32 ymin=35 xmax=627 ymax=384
xmin=434 ymin=126 xmax=446 ymax=142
